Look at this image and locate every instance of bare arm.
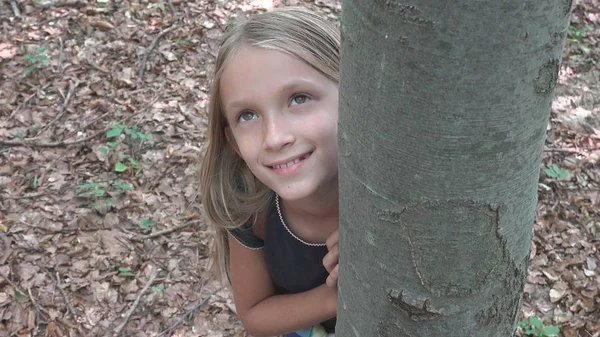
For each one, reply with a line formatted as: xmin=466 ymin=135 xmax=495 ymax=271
xmin=228 ymin=234 xmax=337 ymax=337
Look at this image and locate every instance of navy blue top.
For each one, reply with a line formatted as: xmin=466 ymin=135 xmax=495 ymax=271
xmin=229 ymin=197 xmax=336 ymax=333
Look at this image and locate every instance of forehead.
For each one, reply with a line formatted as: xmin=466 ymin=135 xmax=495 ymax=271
xmin=219 ymin=46 xmax=329 ymax=110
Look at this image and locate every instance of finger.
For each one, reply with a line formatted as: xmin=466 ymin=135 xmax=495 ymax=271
xmin=322 ymin=244 xmax=339 ymax=272
xmin=326 ymin=229 xmax=339 ymax=250
xmin=326 ymin=265 xmax=339 ymax=287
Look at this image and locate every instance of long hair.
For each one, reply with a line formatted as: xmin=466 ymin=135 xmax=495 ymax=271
xmin=200 ymin=7 xmax=340 ymax=284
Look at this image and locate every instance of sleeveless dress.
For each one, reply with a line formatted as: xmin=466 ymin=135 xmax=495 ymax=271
xmin=229 ymin=197 xmax=336 ymax=336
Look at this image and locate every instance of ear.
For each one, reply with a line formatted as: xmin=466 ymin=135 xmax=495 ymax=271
xmin=224 ymin=126 xmax=241 ymax=156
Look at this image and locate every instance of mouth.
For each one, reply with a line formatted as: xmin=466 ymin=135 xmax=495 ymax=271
xmin=268 ymin=152 xmax=312 ymax=171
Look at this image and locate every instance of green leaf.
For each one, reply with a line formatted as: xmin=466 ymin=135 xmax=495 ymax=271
xmin=540 ymin=326 xmax=560 ymax=336
xmin=544 ymin=167 xmax=558 ymax=178
xmin=140 ymin=218 xmax=156 ymax=228
xmin=32 ymin=175 xmax=39 ymax=189
xmin=99 ymin=146 xmax=109 ymax=154
xmin=94 ymin=189 xmax=106 ymax=197
xmin=106 ymin=125 xmax=125 ymax=138
xmin=107 ymin=141 xmax=118 ymax=149
xmin=13 ymin=286 xmax=28 ymax=303
xmin=115 ymin=162 xmax=128 ymax=172
xmin=112 ymin=182 xmax=133 ymax=191
xmin=118 ymin=267 xmax=135 ymax=277
xmin=77 ymin=183 xmax=98 ymax=189
xmin=152 ymin=286 xmax=164 ymax=294
xmin=524 ymin=329 xmax=537 ymax=336
xmin=529 ymin=316 xmax=543 ymax=329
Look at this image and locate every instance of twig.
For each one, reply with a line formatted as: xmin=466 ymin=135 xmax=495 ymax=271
xmin=167 ymin=0 xmax=176 ymax=19
xmin=37 ymin=1 xmax=87 ymax=9
xmin=36 ymin=10 xmax=72 ymax=27
xmin=8 ymin=83 xmax=51 ymax=121
xmin=156 ymin=287 xmax=221 ymax=337
xmin=84 ymin=60 xmax=111 ymax=73
xmin=62 ymin=108 xmax=110 ymax=140
xmin=137 ymin=25 xmax=178 ymax=87
xmin=27 ymin=288 xmax=50 ymax=322
xmin=1 ymin=192 xmax=49 ymax=200
xmin=42 ymin=267 xmax=79 ymax=318
xmin=42 ymin=79 xmax=81 ymax=133
xmin=58 ymin=37 xmax=64 ymax=73
xmin=1 ymin=97 xmax=160 ymax=148
xmin=10 ymin=0 xmax=21 ymax=17
xmin=130 ymin=221 xmax=199 ymax=242
xmin=113 ymin=269 xmax=161 ymax=337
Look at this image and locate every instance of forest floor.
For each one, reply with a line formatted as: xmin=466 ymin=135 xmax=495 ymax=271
xmin=0 ymin=0 xmax=598 ymax=336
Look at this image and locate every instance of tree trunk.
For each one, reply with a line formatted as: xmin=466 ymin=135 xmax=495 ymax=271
xmin=336 ymin=1 xmax=571 ymax=336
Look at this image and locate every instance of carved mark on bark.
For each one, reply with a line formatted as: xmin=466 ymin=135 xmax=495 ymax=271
xmin=376 ymin=207 xmax=405 ymax=223
xmin=376 ymin=321 xmax=414 ymax=337
xmin=374 ymin=0 xmax=435 ymax=28
xmin=387 ymin=288 xmax=442 ymax=321
xmin=534 ymin=59 xmax=560 ymax=94
xmin=376 ymin=200 xmax=506 ymax=297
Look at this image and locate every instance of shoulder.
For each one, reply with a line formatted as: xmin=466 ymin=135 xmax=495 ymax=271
xmin=228 ymin=211 xmax=267 ymax=250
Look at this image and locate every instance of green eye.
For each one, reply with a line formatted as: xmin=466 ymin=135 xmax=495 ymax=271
xmin=238 ymin=111 xmax=258 ymax=123
xmin=290 ymin=95 xmax=309 ymax=106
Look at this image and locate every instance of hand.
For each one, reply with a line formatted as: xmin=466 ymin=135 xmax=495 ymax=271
xmin=322 ymin=229 xmax=339 ymax=287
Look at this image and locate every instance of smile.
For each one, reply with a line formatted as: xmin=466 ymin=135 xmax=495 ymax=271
xmin=268 ymin=152 xmax=312 ymax=174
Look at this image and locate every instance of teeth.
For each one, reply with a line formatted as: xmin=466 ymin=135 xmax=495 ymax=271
xmin=273 ymin=157 xmax=301 ymax=169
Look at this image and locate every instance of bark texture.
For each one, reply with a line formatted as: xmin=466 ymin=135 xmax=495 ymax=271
xmin=336 ymin=1 xmax=572 ymax=336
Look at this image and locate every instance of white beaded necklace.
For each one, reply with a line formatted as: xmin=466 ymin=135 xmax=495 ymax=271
xmin=275 ymin=194 xmax=327 ymax=247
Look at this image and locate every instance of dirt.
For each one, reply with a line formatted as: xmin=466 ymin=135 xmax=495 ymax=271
xmin=0 ymin=0 xmax=598 ymax=336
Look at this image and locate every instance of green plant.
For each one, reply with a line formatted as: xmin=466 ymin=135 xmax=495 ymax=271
xmin=568 ymin=25 xmax=594 ymax=43
xmin=518 ymin=316 xmax=560 ymax=337
xmin=76 ymin=181 xmax=133 ymax=207
xmin=543 ymin=164 xmax=572 ymax=181
xmin=148 ymin=2 xmax=165 ymax=9
xmin=139 ymin=218 xmax=156 ymax=228
xmin=102 ymin=124 xmax=151 ymax=175
xmin=23 ymin=46 xmax=49 ymax=75
xmin=31 ymin=175 xmax=39 ymax=190
xmin=117 ymin=267 xmax=135 ymax=277
xmin=152 ymin=286 xmax=164 ymax=294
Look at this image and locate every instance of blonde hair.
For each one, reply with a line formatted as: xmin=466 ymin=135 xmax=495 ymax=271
xmin=200 ymin=7 xmax=340 ymax=284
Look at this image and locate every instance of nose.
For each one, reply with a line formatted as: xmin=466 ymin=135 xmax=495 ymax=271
xmin=263 ymin=113 xmax=295 ymax=151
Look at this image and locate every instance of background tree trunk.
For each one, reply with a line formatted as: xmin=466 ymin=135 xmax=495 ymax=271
xmin=337 ymin=1 xmax=572 ymax=336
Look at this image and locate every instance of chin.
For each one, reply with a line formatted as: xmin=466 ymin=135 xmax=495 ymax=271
xmin=270 ymin=182 xmax=318 ymax=201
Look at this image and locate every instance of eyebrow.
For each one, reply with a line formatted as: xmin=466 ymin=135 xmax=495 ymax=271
xmin=223 ymin=78 xmax=319 ymax=115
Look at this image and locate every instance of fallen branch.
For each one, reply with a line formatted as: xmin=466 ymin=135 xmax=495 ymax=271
xmin=167 ymin=0 xmax=177 ymax=19
xmin=1 ymin=192 xmax=50 ymax=200
xmin=42 ymin=79 xmax=81 ymax=133
xmin=42 ymin=267 xmax=79 ymax=318
xmin=0 ymin=97 xmax=159 ymax=148
xmin=57 ymin=37 xmax=64 ymax=73
xmin=543 ymin=146 xmax=586 ymax=155
xmin=27 ymin=288 xmax=50 ymax=323
xmin=113 ymin=269 xmax=161 ymax=337
xmin=62 ymin=108 xmax=110 ymax=140
xmin=156 ymin=287 xmax=221 ymax=337
xmin=130 ymin=221 xmax=200 ymax=242
xmin=10 ymin=0 xmax=20 ymax=17
xmin=37 ymin=0 xmax=87 ymax=9
xmin=137 ymin=25 xmax=178 ymax=87
xmin=8 ymin=83 xmax=52 ymax=121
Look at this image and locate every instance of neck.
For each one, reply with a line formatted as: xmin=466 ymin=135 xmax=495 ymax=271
xmin=281 ymin=185 xmax=339 ymax=223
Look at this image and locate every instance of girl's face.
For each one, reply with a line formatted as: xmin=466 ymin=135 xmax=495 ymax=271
xmin=220 ymin=45 xmax=339 ymax=201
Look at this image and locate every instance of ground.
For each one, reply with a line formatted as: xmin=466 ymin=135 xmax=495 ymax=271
xmin=0 ymin=0 xmax=598 ymax=336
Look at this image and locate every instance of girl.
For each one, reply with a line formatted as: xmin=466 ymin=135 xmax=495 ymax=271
xmin=200 ymin=7 xmax=341 ymax=337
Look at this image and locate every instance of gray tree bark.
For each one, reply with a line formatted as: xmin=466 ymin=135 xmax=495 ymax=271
xmin=336 ymin=1 xmax=572 ymax=336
